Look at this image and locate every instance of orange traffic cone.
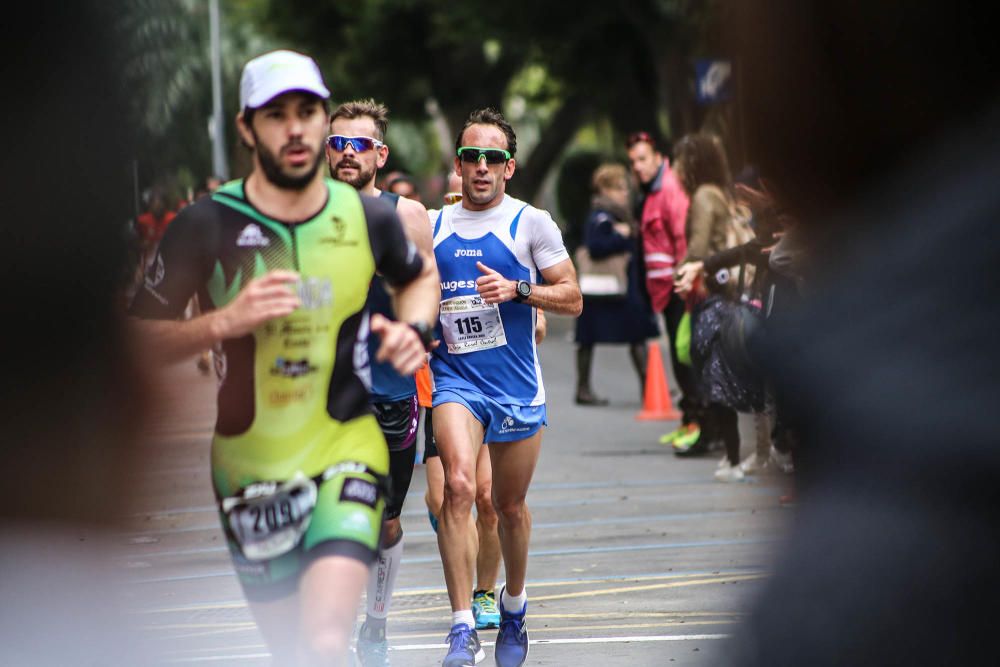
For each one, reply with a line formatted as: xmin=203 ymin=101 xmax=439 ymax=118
xmin=635 ymin=341 xmax=681 ymax=421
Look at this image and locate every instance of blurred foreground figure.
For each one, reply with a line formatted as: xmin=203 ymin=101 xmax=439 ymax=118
xmin=727 ymin=2 xmax=1000 ymax=665
xmin=129 ymin=50 xmax=438 ymax=666
xmin=1 ymin=4 xmax=149 ymax=665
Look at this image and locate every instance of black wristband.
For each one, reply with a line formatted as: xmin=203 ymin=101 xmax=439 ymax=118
xmin=408 ymin=320 xmax=436 ymax=351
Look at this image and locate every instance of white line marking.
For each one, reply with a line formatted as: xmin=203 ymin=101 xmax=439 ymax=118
xmin=393 ymin=634 xmax=730 ymax=651
xmin=165 ymin=653 xmax=270 ymax=663
xmin=163 ymin=634 xmax=730 ymax=662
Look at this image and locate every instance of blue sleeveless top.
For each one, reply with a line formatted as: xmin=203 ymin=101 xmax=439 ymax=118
xmin=430 ymin=199 xmax=545 ymax=406
xmin=366 ymin=190 xmax=417 ymax=401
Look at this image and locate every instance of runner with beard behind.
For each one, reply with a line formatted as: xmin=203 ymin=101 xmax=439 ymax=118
xmin=129 ymin=50 xmax=439 ymax=666
xmin=326 ymin=99 xmax=438 ymax=666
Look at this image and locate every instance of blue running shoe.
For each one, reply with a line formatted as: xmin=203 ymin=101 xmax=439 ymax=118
xmin=441 ymin=623 xmax=484 ymax=667
xmin=494 ymin=588 xmax=528 ymax=667
xmin=472 ymin=589 xmax=500 ymax=630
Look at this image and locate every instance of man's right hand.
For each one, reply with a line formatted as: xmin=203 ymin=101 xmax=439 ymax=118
xmin=213 ymin=270 xmax=301 ymax=339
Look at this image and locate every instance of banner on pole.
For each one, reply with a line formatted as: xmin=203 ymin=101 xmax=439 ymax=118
xmin=695 ymin=59 xmax=732 ymax=105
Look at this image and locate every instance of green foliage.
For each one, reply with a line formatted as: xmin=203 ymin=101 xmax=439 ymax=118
xmin=119 ymin=0 xmax=280 ymax=197
xmin=119 ymin=0 xmax=724 ymax=204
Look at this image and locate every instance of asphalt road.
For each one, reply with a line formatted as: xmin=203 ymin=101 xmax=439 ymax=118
xmin=118 ymin=314 xmax=792 ymax=665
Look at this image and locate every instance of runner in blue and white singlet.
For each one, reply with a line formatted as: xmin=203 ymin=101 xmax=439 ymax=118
xmin=432 ymin=109 xmax=581 ymax=667
xmin=430 ymin=194 xmax=567 ymax=417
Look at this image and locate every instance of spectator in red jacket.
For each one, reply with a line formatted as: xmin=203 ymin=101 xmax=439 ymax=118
xmin=627 ymin=131 xmax=702 ymax=451
xmin=135 ymin=186 xmax=175 ymax=251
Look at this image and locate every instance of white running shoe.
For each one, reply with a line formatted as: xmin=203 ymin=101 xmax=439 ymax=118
xmin=769 ymin=446 xmax=794 ymax=474
xmin=740 ymin=452 xmax=780 ymax=475
xmin=714 ymin=460 xmax=746 ymax=482
xmin=717 ymin=454 xmax=730 ymax=469
xmin=738 ymin=452 xmax=761 ymax=474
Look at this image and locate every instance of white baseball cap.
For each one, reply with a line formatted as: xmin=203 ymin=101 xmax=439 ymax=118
xmin=239 ymin=49 xmax=330 ymax=110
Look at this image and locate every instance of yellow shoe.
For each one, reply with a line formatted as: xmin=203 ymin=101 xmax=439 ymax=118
xmin=658 ymin=427 xmax=685 ymax=445
xmin=672 ymin=424 xmax=702 ymax=452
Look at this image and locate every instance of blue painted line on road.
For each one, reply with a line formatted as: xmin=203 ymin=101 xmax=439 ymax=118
xmin=128 ymin=538 xmax=776 ymax=584
xmin=116 ymin=508 xmax=783 ymax=559
xmin=127 ymin=477 xmax=783 ymax=521
xmin=404 ymin=537 xmax=777 ymax=564
xmin=122 ymin=485 xmax=784 ymax=538
xmin=398 ymin=486 xmax=782 ymax=518
xmin=403 ymin=507 xmax=782 ymax=538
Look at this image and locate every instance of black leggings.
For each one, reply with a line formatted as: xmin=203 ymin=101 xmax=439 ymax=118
xmin=704 ymin=403 xmax=740 ymax=465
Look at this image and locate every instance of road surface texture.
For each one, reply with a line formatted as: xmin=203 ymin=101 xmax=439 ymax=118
xmin=118 ymin=314 xmax=791 ymax=665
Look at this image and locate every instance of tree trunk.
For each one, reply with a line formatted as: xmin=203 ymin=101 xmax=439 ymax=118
xmin=508 ymin=92 xmax=590 ymax=203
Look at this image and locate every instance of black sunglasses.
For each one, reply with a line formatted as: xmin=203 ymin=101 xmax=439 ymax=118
xmin=456 ymin=146 xmax=511 ymax=164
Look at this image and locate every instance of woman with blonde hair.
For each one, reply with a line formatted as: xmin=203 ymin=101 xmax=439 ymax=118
xmin=574 ymin=163 xmax=659 ymax=405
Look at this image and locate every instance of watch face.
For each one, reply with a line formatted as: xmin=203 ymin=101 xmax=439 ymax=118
xmin=518 ymin=281 xmax=531 ymax=297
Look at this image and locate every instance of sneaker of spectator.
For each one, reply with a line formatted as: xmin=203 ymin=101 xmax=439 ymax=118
xmin=738 ymin=451 xmax=779 ymax=475
xmin=714 ymin=459 xmax=746 ymax=482
xmin=769 ymin=446 xmax=794 ymax=474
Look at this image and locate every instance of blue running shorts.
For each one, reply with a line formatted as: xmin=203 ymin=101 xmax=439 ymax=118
xmin=433 ymin=388 xmax=547 ymax=443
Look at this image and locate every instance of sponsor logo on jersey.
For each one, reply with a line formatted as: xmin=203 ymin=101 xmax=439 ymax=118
xmin=454 ymin=248 xmax=483 ymax=258
xmin=268 ymin=387 xmax=312 ymax=406
xmin=340 ymin=478 xmax=379 ymax=509
xmin=440 ymin=278 xmax=478 ymax=292
xmin=236 ymin=223 xmax=270 ymax=247
xmin=242 ymin=480 xmax=279 ymax=499
xmin=232 ymin=559 xmax=268 ymax=577
xmin=142 ymin=283 xmax=169 ymax=306
xmin=354 ymin=311 xmax=372 ymax=391
xmin=147 ymin=254 xmax=165 ymax=287
xmin=270 ymin=357 xmax=317 ymax=378
xmin=279 ymin=321 xmax=312 ymax=336
xmin=142 ymin=254 xmax=169 ymax=304
xmin=318 ymin=215 xmax=359 ymax=246
xmin=294 ymin=277 xmax=332 ymax=310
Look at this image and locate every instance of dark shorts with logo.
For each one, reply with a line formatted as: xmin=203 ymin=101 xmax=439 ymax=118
xmin=221 ymin=469 xmax=385 ymax=603
xmin=371 ymin=395 xmax=419 ymax=519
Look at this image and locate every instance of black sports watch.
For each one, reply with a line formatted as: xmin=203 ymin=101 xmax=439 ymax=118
xmin=513 ymin=279 xmax=532 ymax=303
xmin=408 ymin=320 xmax=436 ymax=351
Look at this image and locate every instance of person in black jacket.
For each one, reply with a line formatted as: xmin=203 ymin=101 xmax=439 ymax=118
xmin=574 ymin=163 xmax=659 ymax=405
xmin=723 ymin=2 xmax=1000 ymax=665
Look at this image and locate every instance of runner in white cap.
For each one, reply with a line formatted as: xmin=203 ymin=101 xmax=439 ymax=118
xmin=129 ymin=49 xmax=439 ymax=666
